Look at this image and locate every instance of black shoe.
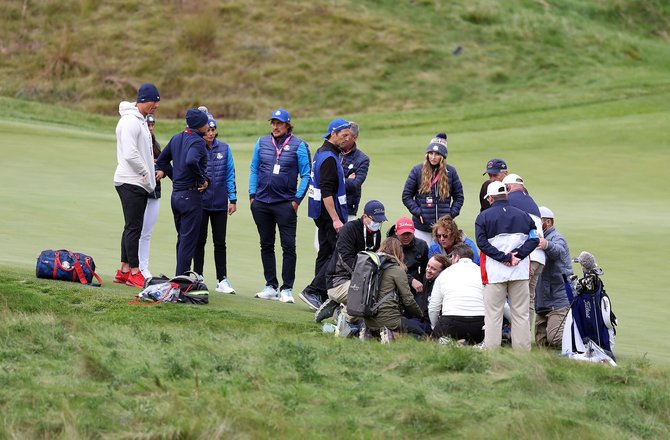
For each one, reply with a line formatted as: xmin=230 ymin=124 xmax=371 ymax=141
xmin=299 ymin=292 xmax=322 ymax=311
xmin=314 ymin=298 xmax=339 ymax=323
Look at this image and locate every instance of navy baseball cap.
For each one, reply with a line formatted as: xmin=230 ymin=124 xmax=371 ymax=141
xmin=363 ymin=200 xmax=387 ymax=222
xmin=484 ymin=158 xmax=508 ymax=175
xmin=269 ymin=108 xmax=291 ymax=123
xmin=323 ymin=118 xmax=351 ymax=139
xmin=146 ymin=114 xmax=155 ymax=124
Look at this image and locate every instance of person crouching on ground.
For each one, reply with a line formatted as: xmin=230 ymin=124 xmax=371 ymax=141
xmin=192 ymin=110 xmax=238 ymax=294
xmin=314 ymin=200 xmax=386 ymax=324
xmin=413 ymin=253 xmax=451 ymax=336
xmin=363 ymin=237 xmax=425 ymax=343
xmin=390 ymin=217 xmax=429 ymax=304
xmin=428 ymin=243 xmax=485 ymax=345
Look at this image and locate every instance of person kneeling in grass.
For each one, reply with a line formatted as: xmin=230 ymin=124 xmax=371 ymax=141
xmin=362 ymin=237 xmax=424 ymax=343
xmin=428 ymin=243 xmax=485 ymax=345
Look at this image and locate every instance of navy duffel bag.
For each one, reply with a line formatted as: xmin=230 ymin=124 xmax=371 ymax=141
xmin=36 ymin=249 xmax=102 ymax=286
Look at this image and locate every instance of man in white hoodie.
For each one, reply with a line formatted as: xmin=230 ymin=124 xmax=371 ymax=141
xmin=113 ymin=83 xmax=160 ymax=288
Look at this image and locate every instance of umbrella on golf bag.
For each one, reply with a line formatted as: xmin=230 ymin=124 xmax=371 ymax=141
xmin=561 ymin=251 xmax=618 ymax=364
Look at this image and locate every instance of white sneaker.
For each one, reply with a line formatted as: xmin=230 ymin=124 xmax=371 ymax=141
xmin=216 ymin=278 xmax=235 ymax=294
xmin=279 ymin=288 xmax=295 ymax=303
xmin=255 ymin=286 xmax=278 ymax=300
xmin=380 ymin=327 xmax=394 ymax=344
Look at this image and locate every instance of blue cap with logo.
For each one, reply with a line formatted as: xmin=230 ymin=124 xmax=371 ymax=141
xmin=363 ymin=200 xmax=387 ymax=222
xmin=323 ymin=118 xmax=351 ymax=139
xmin=146 ymin=114 xmax=156 ymax=124
xmin=269 ymin=108 xmax=291 ymax=123
xmin=484 ymin=158 xmax=508 ymax=175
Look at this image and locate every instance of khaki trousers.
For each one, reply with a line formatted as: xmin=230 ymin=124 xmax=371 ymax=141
xmin=328 ymin=280 xmax=356 ymax=323
xmin=484 ymin=280 xmax=531 ymax=351
xmin=535 ymin=307 xmax=569 ymax=348
xmin=528 ymin=261 xmax=545 ymax=333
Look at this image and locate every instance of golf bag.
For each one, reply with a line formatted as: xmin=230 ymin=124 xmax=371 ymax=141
xmin=130 ymin=272 xmax=209 ymax=305
xmin=561 ymin=252 xmax=617 ymax=364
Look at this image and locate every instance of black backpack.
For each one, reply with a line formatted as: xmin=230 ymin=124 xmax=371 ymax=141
xmin=347 ymin=251 xmax=396 ymax=317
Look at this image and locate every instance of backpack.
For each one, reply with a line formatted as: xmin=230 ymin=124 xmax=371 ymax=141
xmin=346 ymin=251 xmax=396 ymax=317
xmin=131 ymin=272 xmax=209 ymax=305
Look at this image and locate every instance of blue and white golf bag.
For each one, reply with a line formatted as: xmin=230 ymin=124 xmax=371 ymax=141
xmin=561 ymin=252 xmax=618 ymax=365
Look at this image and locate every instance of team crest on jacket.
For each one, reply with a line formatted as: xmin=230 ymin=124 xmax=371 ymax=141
xmin=283 ymin=146 xmax=290 ymax=151
xmin=217 ymin=152 xmax=223 ymax=160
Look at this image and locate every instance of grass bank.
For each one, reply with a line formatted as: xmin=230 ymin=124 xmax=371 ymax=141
xmin=0 ymin=0 xmax=669 ymax=118
xmin=1 ymin=268 xmax=668 ymax=438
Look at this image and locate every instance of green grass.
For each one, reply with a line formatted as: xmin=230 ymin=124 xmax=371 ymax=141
xmin=1 ymin=89 xmax=669 ymax=436
xmin=1 ymin=268 xmax=668 ymax=438
xmin=1 ymin=90 xmax=668 ymax=363
xmin=0 ymin=0 xmax=669 ymax=118
xmin=1 ymin=0 xmax=670 ymax=436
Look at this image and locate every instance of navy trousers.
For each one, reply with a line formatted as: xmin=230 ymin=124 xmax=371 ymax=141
xmin=171 ymin=189 xmax=203 ymax=276
xmin=300 ymin=215 xmax=338 ymax=300
xmin=251 ymin=200 xmax=297 ymax=290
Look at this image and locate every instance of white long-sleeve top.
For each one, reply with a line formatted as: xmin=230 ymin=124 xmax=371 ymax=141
xmin=114 ymin=101 xmax=155 ymax=193
xmin=428 ymin=258 xmax=485 ymax=328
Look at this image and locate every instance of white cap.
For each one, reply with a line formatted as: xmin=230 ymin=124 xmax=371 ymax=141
xmin=539 ymin=206 xmax=554 ymax=219
xmin=502 ymin=173 xmax=524 ymax=185
xmin=483 ymin=181 xmax=507 ymax=199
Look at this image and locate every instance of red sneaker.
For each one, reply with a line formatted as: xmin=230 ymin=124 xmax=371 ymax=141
xmin=125 ymin=271 xmax=145 ymax=288
xmin=113 ymin=269 xmax=130 ymax=284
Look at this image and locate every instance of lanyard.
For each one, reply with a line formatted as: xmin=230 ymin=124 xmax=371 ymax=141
xmin=272 ymin=134 xmax=292 ymax=162
xmin=364 ymin=224 xmax=378 ymax=250
xmin=430 ymin=172 xmax=440 ymax=190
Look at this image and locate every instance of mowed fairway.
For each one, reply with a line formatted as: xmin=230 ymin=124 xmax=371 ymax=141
xmin=1 ymin=94 xmax=668 ymax=365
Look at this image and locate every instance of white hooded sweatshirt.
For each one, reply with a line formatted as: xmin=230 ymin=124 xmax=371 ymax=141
xmin=114 ymin=101 xmax=156 ymax=193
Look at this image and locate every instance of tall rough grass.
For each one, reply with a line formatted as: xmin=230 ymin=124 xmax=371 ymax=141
xmin=0 ymin=268 xmax=668 ymax=438
xmin=0 ymin=0 xmax=668 ymax=118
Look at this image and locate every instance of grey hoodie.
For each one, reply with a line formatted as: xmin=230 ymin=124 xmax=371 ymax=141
xmin=114 ymin=101 xmax=156 ymax=193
